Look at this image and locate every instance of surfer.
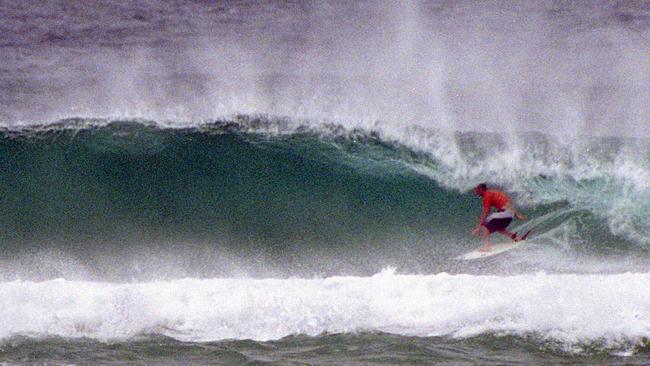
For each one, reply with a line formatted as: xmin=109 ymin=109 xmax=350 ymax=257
xmin=472 ymin=183 xmax=526 ymax=252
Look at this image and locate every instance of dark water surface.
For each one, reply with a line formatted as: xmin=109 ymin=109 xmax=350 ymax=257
xmin=2 ymin=333 xmax=649 ymax=366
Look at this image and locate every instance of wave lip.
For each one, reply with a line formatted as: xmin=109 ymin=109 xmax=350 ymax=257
xmin=1 ymin=270 xmax=649 ymax=353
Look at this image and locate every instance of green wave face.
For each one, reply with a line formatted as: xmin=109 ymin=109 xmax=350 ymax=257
xmin=0 ymin=119 xmax=647 ymax=280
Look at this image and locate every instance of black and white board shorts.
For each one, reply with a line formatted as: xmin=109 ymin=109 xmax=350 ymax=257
xmin=482 ymin=210 xmax=515 ymax=233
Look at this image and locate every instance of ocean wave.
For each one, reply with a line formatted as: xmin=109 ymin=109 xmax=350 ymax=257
xmin=1 ymin=269 xmax=648 ymax=353
xmin=1 ymin=117 xmax=647 ymax=251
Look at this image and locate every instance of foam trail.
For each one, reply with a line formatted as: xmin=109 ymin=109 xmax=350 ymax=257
xmin=1 ymin=270 xmax=648 ymax=352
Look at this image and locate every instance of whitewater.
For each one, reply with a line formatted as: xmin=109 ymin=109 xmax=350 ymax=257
xmin=1 ymin=1 xmax=649 ymax=364
xmin=2 ymin=270 xmax=649 ymax=351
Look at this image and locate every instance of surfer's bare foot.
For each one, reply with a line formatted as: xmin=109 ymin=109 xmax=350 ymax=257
xmin=479 ymin=245 xmax=492 ymax=252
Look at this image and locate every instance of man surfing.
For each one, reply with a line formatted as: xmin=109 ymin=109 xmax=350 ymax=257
xmin=472 ymin=183 xmax=527 ymax=252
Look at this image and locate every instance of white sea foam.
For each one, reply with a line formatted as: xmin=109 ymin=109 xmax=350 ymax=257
xmin=399 ymin=129 xmax=650 ymax=246
xmin=1 ymin=269 xmax=648 ymax=351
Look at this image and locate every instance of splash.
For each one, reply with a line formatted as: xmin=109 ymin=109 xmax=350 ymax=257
xmin=1 ymin=271 xmax=649 ymax=354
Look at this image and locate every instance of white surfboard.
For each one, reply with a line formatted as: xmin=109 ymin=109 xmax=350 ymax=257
xmin=455 ymin=242 xmax=522 ymax=260
xmin=456 ymin=228 xmax=534 ymax=260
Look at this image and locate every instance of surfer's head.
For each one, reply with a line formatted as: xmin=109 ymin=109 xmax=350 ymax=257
xmin=474 ymin=183 xmax=487 ymax=196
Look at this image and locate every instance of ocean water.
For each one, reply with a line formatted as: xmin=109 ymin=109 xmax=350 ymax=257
xmin=1 ymin=1 xmax=649 ymax=365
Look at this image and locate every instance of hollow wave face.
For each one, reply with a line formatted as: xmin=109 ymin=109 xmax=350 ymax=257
xmin=0 ymin=118 xmax=647 ymax=281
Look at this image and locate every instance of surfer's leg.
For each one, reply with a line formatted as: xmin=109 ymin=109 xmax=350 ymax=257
xmin=478 ymin=225 xmax=493 ymax=252
xmin=487 ymin=216 xmax=516 ymax=241
xmin=497 ymin=229 xmax=521 ymax=241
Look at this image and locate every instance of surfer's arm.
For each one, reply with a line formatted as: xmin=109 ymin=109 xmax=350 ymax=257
xmin=478 ymin=206 xmax=488 ymax=227
xmin=505 ymin=203 xmax=526 ymax=220
xmin=472 ymin=206 xmax=489 ymax=235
